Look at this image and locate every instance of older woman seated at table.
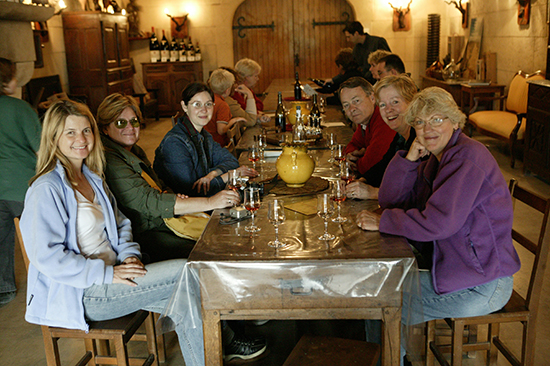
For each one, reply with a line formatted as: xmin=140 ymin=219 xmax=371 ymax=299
xmin=346 ymin=75 xmax=418 ymax=201
xmin=97 ymin=93 xmax=240 ymax=262
xmin=154 ymin=82 xmax=257 ymax=197
xmin=357 ymin=87 xmax=520 ymax=324
xmin=233 ymin=58 xmax=270 ymax=124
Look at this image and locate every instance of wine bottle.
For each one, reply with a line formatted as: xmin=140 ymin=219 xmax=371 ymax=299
xmin=275 ymin=92 xmax=286 ymax=133
xmin=194 ymin=41 xmax=201 ymax=61
xmin=308 ymin=78 xmax=325 ymax=87
xmin=292 ymin=105 xmax=306 ymax=143
xmin=160 ymin=30 xmax=169 ymax=62
xmin=169 ymin=34 xmax=178 ymax=62
xmin=179 ymin=39 xmax=187 ymax=62
xmin=187 ymin=37 xmax=195 ymax=61
xmin=310 ymin=94 xmax=320 ymax=118
xmin=149 ymin=27 xmax=160 ymax=63
xmin=294 ymin=72 xmax=302 ymax=100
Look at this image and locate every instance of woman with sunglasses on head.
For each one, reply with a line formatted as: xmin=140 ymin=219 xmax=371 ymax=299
xmin=356 ymin=88 xmax=520 ymax=347
xmin=97 ymin=93 xmax=240 ymax=262
xmin=154 ymin=82 xmax=257 ymax=198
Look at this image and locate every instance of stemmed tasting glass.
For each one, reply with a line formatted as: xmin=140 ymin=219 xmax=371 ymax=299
xmin=326 ymin=133 xmax=337 ymax=163
xmin=331 ymin=179 xmax=347 ymax=223
xmin=256 ymin=132 xmax=267 ymax=163
xmin=317 ymin=193 xmax=335 ymax=240
xmin=244 ymin=187 xmax=261 ymax=232
xmin=339 ymin=161 xmax=355 ymax=185
xmin=248 ymin=144 xmax=260 ymax=170
xmin=226 ymin=169 xmax=242 ymax=206
xmin=267 ymin=199 xmax=286 ymax=247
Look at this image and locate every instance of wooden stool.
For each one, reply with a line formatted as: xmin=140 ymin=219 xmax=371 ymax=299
xmin=283 ymin=335 xmax=380 ymax=366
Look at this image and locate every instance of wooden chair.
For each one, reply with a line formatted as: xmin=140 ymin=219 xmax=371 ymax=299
xmin=171 ymin=111 xmax=182 ymax=127
xmin=467 ymin=70 xmax=544 ymax=168
xmin=14 ymin=217 xmax=159 ymax=366
xmin=426 ymin=179 xmax=550 ymax=366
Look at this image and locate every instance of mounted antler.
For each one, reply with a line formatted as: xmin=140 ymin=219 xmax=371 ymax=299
xmin=389 ymin=1 xmax=412 ymax=29
xmin=445 ymin=0 xmax=466 ymax=16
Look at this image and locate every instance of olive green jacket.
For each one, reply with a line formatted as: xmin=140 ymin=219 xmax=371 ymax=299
xmin=102 ymin=135 xmax=175 ymax=234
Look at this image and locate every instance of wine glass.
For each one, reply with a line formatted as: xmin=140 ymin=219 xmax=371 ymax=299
xmin=226 ymin=169 xmax=241 ymax=206
xmin=256 ymin=132 xmax=267 ymax=163
xmin=331 ymin=180 xmax=347 ymax=223
xmin=248 ymin=144 xmax=260 ymax=170
xmin=267 ymin=199 xmax=286 ymax=247
xmin=244 ymin=187 xmax=261 ymax=232
xmin=326 ymin=133 xmax=337 ymax=163
xmin=334 ymin=144 xmax=346 ymax=165
xmin=317 ymin=194 xmax=335 ymax=240
xmin=339 ymin=161 xmax=355 ymax=184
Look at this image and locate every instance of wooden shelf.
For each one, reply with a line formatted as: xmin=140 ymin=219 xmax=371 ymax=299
xmin=129 ymin=36 xmax=149 ymax=41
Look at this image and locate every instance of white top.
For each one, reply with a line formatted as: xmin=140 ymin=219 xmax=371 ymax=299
xmin=75 ymin=190 xmax=117 ymax=266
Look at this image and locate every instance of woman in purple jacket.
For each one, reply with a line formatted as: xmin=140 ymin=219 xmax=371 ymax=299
xmin=357 ymin=87 xmax=520 ymax=323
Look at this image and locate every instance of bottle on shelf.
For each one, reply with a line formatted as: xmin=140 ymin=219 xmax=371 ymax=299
xmin=194 ymin=41 xmax=201 ymax=61
xmin=186 ymin=37 xmax=195 ymax=61
xmin=179 ymin=39 xmax=187 ymax=62
xmin=169 ymin=34 xmax=178 ymax=62
xmin=275 ymin=92 xmax=286 ymax=133
xmin=160 ymin=30 xmax=169 ymax=62
xmin=310 ymin=94 xmax=320 ymax=118
xmin=294 ymin=72 xmax=302 ymax=100
xmin=149 ymin=27 xmax=160 ymax=63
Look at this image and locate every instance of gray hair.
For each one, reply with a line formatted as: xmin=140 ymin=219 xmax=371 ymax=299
xmin=404 ymin=87 xmax=466 ymax=129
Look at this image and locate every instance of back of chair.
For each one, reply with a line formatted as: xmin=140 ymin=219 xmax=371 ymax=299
xmin=14 ymin=217 xmax=30 ymax=272
xmin=508 ymin=179 xmax=550 ymax=312
xmin=171 ymin=111 xmax=182 ymax=127
xmin=505 ymin=71 xmax=544 ymax=114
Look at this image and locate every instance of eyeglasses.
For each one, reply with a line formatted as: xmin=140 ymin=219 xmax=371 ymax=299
xmin=412 ymin=116 xmax=448 ymax=129
xmin=190 ymin=101 xmax=215 ymax=109
xmin=114 ymin=117 xmax=140 ymax=129
xmin=342 ymin=97 xmax=364 ymax=111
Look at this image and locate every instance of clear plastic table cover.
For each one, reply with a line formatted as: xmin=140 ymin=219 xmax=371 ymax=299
xmin=159 ymin=192 xmax=425 ymax=363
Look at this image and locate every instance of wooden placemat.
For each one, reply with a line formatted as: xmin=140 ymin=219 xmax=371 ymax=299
xmin=269 ymin=176 xmax=329 ymax=195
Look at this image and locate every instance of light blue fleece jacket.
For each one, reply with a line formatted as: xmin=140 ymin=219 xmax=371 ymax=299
xmin=21 ymin=162 xmax=141 ymax=331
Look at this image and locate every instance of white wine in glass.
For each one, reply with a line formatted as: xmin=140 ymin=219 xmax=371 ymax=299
xmin=267 ymin=199 xmax=286 ymax=247
xmin=317 ymin=193 xmax=335 ymax=240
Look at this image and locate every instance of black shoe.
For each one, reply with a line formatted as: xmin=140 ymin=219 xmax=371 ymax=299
xmin=224 ymin=334 xmax=267 ymax=361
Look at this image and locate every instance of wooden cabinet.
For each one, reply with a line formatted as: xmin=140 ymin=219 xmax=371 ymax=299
xmin=525 ymin=81 xmax=550 ymax=181
xmin=62 ymin=12 xmax=133 ymax=113
xmin=142 ymin=62 xmax=203 ymax=116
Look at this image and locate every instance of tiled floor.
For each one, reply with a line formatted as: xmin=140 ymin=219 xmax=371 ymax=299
xmin=1 ymin=118 xmax=548 ymax=365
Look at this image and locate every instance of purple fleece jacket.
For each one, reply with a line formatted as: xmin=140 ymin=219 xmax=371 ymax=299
xmin=378 ymin=129 xmax=520 ymax=294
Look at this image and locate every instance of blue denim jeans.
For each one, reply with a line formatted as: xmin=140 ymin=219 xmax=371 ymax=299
xmin=366 ymin=272 xmax=514 ymax=365
xmin=0 ymin=200 xmax=23 ymax=295
xmin=82 ymin=259 xmax=206 ymax=366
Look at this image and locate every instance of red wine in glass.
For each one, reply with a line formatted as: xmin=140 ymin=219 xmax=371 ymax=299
xmin=331 ymin=195 xmax=346 ymax=203
xmin=334 ymin=155 xmax=346 ymax=163
xmin=340 ymin=175 xmax=353 ymax=184
xmin=245 ymin=202 xmax=260 ymax=212
xmin=228 ymin=183 xmax=242 ymax=192
xmin=248 ymin=156 xmax=260 ymax=163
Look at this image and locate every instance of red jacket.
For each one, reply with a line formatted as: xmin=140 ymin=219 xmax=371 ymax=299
xmin=231 ymin=90 xmax=264 ymax=112
xmin=344 ymin=106 xmax=396 ymax=179
xmin=204 ymin=94 xmax=231 ymax=147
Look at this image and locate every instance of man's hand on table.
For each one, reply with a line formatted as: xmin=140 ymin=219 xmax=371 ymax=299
xmin=346 ymin=148 xmax=365 ymax=171
xmin=346 ymin=180 xmax=379 ymax=200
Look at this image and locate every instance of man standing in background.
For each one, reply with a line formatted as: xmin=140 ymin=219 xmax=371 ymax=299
xmin=343 ymin=21 xmax=391 ymax=84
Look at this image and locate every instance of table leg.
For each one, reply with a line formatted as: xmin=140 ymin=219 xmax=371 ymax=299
xmin=203 ymin=310 xmax=223 ymax=366
xmin=382 ymin=307 xmax=402 ymax=366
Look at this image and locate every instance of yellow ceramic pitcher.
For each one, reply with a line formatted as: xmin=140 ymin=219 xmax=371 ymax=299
xmin=276 ymin=144 xmax=315 ymax=187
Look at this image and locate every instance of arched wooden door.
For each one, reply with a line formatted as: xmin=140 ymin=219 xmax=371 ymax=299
xmin=233 ymin=0 xmax=355 ymax=94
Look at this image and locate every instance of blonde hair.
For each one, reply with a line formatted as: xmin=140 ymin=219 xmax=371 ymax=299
xmin=235 ymin=58 xmax=261 ymax=79
xmin=31 ymin=100 xmax=105 ymax=186
xmin=404 ymin=87 xmax=466 ymax=129
xmin=367 ymin=50 xmax=392 ymax=65
xmin=374 ymin=75 xmax=417 ymax=104
xmin=97 ymin=93 xmax=142 ymax=133
xmin=208 ymin=69 xmax=235 ymax=95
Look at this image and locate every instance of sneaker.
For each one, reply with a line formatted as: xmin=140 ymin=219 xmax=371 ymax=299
xmin=224 ymin=334 xmax=267 ymax=361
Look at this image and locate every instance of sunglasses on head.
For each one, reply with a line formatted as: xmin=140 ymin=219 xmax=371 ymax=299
xmin=114 ymin=117 xmax=140 ymax=129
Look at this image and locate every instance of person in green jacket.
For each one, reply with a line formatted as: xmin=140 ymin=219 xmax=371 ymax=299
xmin=97 ymin=93 xmax=240 ymax=262
xmin=0 ymin=58 xmax=42 ymax=307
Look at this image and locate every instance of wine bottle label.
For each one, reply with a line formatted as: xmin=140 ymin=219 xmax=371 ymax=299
xmin=161 ymin=50 xmax=169 ymax=62
xmin=187 ymin=55 xmax=195 ymax=62
xmin=170 ymin=51 xmax=178 ymax=62
xmin=195 ymin=53 xmax=201 ymax=61
xmin=150 ymin=50 xmax=160 ymax=62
